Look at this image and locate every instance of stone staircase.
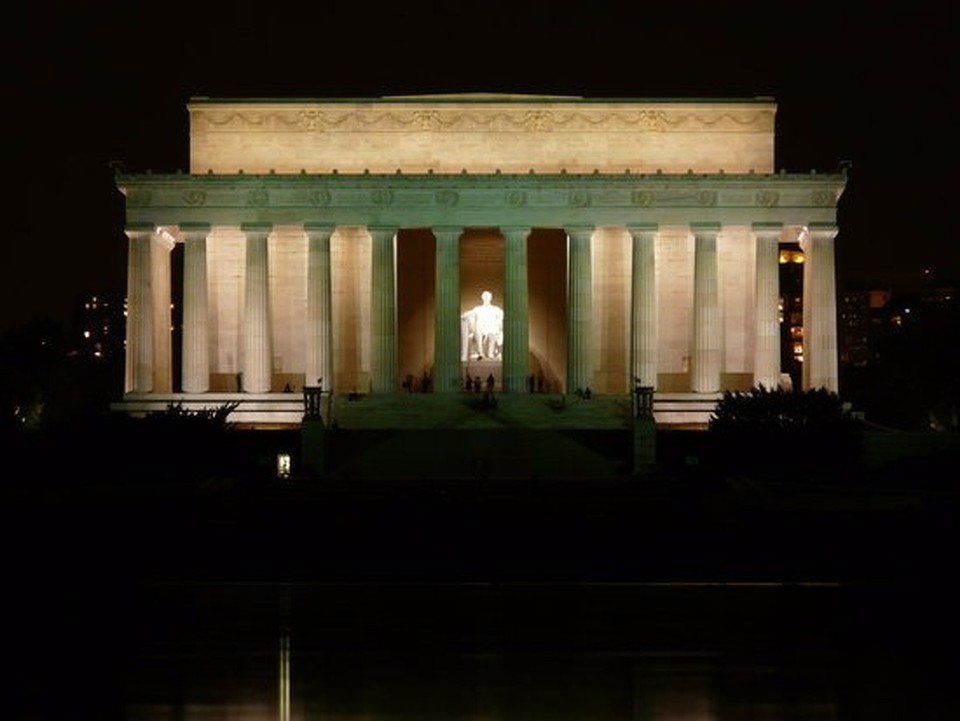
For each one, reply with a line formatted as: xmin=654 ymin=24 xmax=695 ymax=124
xmin=328 ymin=391 xmax=720 ymax=430
xmin=113 ymin=391 xmax=721 ymax=430
xmin=328 ymin=392 xmax=633 ymax=431
xmin=652 ymin=393 xmax=723 ymax=428
xmin=309 ymin=393 xmax=633 ymax=480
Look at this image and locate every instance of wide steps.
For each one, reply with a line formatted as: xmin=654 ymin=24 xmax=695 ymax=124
xmin=329 ymin=393 xmax=633 ymax=430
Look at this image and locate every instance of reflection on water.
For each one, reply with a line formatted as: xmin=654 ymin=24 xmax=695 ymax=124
xmin=110 ymin=581 xmax=956 ymax=720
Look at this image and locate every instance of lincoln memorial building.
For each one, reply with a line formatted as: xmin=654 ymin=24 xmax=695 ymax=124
xmin=113 ymin=95 xmax=845 ymax=428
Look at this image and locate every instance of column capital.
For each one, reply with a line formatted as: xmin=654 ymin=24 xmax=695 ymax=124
xmin=178 ymin=222 xmax=211 ymax=234
xmin=431 ymin=225 xmax=463 ymax=237
xmin=800 ymin=224 xmax=838 ymax=251
xmin=627 ymin=223 xmax=660 ymax=240
xmin=565 ymin=225 xmax=595 ymax=240
xmin=499 ymin=226 xmax=531 ymax=239
xmin=366 ymin=225 xmax=397 ymax=239
xmin=240 ymin=222 xmax=273 ymax=237
xmin=751 ymin=222 xmax=784 ymax=240
xmin=689 ymin=222 xmax=721 ymax=235
xmin=124 ymin=223 xmax=155 ymax=239
xmin=303 ymin=222 xmax=334 ymax=236
xmin=805 ymin=222 xmax=838 ymax=239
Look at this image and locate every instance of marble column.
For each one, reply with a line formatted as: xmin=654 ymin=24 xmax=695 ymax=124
xmin=305 ymin=224 xmax=334 ymax=392
xmin=629 ymin=224 xmax=658 ymax=390
xmin=241 ymin=223 xmax=273 ymax=393
xmin=801 ymin=224 xmax=839 ymax=392
xmin=691 ymin=223 xmax=721 ymax=393
xmin=434 ymin=226 xmax=462 ymax=393
xmin=124 ymin=225 xmax=156 ymax=394
xmin=180 ymin=223 xmax=210 ymax=393
xmin=502 ymin=226 xmax=530 ymax=393
xmin=369 ymin=226 xmax=397 ymax=393
xmin=151 ymin=230 xmax=176 ymax=394
xmin=753 ymin=223 xmax=783 ymax=390
xmin=566 ymin=226 xmax=594 ymax=394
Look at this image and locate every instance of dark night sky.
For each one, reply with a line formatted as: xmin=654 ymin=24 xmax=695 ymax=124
xmin=4 ymin=1 xmax=956 ymax=334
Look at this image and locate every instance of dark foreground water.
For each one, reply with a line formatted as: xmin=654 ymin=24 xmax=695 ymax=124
xmin=12 ymin=580 xmax=958 ymax=720
xmin=7 ymin=478 xmax=960 ymax=720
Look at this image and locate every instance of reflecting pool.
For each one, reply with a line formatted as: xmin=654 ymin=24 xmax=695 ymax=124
xmin=25 ymin=580 xmax=949 ymax=721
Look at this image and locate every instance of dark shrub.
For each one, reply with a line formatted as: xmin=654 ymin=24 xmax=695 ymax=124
xmin=707 ymin=386 xmax=862 ymax=480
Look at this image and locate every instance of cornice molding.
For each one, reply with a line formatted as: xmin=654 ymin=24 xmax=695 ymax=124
xmin=117 ymin=172 xmax=844 ymax=229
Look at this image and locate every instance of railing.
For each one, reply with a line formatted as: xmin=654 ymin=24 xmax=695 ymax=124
xmin=303 ymin=386 xmax=323 ymax=420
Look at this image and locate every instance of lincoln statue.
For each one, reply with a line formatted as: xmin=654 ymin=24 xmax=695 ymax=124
xmin=462 ymin=291 xmax=504 ymax=362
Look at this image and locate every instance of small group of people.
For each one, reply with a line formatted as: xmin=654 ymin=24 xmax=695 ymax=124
xmin=465 ymin=373 xmax=496 ymax=394
xmin=402 ymin=371 xmax=433 ymax=393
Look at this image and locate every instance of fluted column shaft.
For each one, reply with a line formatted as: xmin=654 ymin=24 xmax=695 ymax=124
xmin=629 ymin=225 xmax=658 ymax=390
xmin=181 ymin=224 xmax=210 ymax=393
xmin=691 ymin=223 xmax=721 ymax=393
xmin=241 ymin=224 xmax=273 ymax=393
xmin=369 ymin=226 xmax=397 ymax=393
xmin=151 ymin=232 xmax=175 ymax=393
xmin=124 ymin=226 xmax=155 ymax=394
xmin=305 ymin=224 xmax=334 ymax=391
xmin=801 ymin=225 xmax=839 ymax=392
xmin=503 ymin=227 xmax=530 ymax=393
xmin=753 ymin=224 xmax=782 ymax=390
xmin=566 ymin=227 xmax=594 ymax=394
xmin=434 ymin=227 xmax=462 ymax=393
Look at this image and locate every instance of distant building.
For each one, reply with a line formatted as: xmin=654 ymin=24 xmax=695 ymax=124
xmin=778 ymin=245 xmax=805 ymax=390
xmin=111 ymin=95 xmax=846 ymax=427
xmin=72 ymin=293 xmax=126 ymax=361
xmin=838 ymin=288 xmax=891 ymax=368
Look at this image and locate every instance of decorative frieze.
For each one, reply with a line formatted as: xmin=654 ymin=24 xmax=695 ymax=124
xmin=117 ymin=171 xmax=846 ymax=229
xmin=187 ymin=97 xmax=777 ymax=174
xmin=190 ymin=103 xmax=774 ymax=135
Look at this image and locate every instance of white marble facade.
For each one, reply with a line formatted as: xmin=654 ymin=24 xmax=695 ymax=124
xmin=115 ymin=95 xmax=845 ymax=423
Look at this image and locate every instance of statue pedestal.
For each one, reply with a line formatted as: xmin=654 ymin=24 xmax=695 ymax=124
xmin=461 ymin=359 xmax=502 ymax=392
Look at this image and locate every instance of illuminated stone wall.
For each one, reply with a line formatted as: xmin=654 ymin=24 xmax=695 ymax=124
xmin=268 ymin=227 xmax=307 ymax=391
xmin=718 ymin=225 xmax=756 ymax=390
xmin=396 ymin=230 xmax=435 ymax=390
xmin=206 ymin=228 xmax=243 ymax=391
xmin=331 ymin=227 xmax=371 ymax=394
xmin=592 ymin=228 xmax=632 ymax=393
xmin=189 ymin=96 xmax=776 ymax=175
xmin=527 ymin=230 xmax=567 ymax=393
